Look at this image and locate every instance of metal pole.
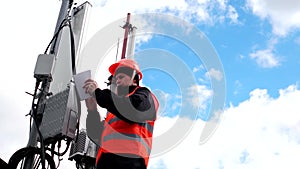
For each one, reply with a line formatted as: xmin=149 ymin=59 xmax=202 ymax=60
xmin=24 ymin=1 xmax=73 ymax=168
xmin=26 ymin=0 xmax=73 ymax=149
xmin=121 ymin=13 xmax=131 ymax=59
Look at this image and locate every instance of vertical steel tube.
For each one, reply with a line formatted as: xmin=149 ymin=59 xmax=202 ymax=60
xmin=121 ymin=13 xmax=131 ymax=59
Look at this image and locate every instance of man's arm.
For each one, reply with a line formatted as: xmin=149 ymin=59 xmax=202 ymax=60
xmin=85 ymin=98 xmax=103 ymax=145
xmin=94 ymin=87 xmax=156 ymax=123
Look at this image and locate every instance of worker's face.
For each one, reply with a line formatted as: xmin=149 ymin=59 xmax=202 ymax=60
xmin=115 ymin=73 xmax=133 ymax=87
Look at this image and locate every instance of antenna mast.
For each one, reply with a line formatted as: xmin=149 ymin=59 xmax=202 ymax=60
xmin=120 ymin=13 xmax=137 ymax=60
xmin=121 ymin=13 xmax=131 ymax=59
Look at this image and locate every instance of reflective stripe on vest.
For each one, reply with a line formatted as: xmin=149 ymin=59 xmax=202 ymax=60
xmin=107 ymin=116 xmax=154 ymax=134
xmin=103 ymin=132 xmax=152 ymax=154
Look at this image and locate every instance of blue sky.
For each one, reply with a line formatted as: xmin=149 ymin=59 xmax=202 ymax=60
xmin=1 ymin=0 xmax=300 ymax=169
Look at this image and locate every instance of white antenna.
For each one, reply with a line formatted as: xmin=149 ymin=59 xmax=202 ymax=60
xmin=127 ymin=26 xmax=137 ymax=59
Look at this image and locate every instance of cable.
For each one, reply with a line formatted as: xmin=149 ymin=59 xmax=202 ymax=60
xmin=45 ymin=140 xmax=71 ymax=156
xmin=29 ymin=79 xmax=46 ymax=169
xmin=31 ymin=3 xmax=77 ymax=168
xmin=20 ymin=2 xmax=78 ymax=169
xmin=43 ymin=17 xmax=77 ymax=76
xmin=7 ymin=147 xmax=56 ymax=169
xmin=44 ymin=18 xmax=68 ymax=55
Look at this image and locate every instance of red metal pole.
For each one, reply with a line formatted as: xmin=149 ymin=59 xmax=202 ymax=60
xmin=121 ymin=13 xmax=131 ymax=59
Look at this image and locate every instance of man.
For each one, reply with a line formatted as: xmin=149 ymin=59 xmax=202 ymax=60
xmin=83 ymin=59 xmax=159 ymax=169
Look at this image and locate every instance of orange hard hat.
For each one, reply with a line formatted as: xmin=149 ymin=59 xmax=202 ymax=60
xmin=108 ymin=59 xmax=143 ymax=80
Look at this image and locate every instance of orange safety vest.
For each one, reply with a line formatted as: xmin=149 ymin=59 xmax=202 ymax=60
xmin=96 ymin=87 xmax=159 ymax=166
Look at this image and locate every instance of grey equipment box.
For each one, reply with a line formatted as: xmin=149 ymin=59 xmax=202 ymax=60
xmin=69 ymin=129 xmax=98 ymax=164
xmin=39 ymin=82 xmax=80 ymax=144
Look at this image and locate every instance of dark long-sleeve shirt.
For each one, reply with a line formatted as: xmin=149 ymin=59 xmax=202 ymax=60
xmin=94 ymin=86 xmax=156 ymax=123
xmin=86 ymin=86 xmax=156 ymax=144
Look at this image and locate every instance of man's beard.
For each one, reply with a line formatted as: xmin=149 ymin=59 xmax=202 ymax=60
xmin=117 ymin=85 xmax=130 ymax=96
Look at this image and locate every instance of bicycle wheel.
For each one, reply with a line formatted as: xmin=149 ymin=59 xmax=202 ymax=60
xmin=7 ymin=147 xmax=56 ymax=169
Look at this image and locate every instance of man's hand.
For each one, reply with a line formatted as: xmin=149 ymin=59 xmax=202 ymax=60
xmin=85 ymin=97 xmax=97 ymax=111
xmin=83 ymin=79 xmax=98 ymax=97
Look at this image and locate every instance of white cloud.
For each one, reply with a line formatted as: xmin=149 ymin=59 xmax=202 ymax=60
xmin=249 ymin=38 xmax=280 ymax=68
xmin=171 ymin=101 xmax=182 ymax=111
xmin=86 ymin=0 xmax=239 ymax=32
xmin=250 ymin=48 xmax=280 ymax=68
xmin=246 ymin=0 xmax=300 ymax=36
xmin=227 ymin=5 xmax=239 ymax=24
xmin=148 ymin=84 xmax=300 ymax=169
xmin=192 ymin=64 xmax=205 ymax=73
xmin=193 ymin=67 xmax=201 ymax=73
xmin=233 ymin=80 xmax=243 ymax=95
xmin=186 ymin=84 xmax=213 ymax=110
xmin=205 ymin=68 xmax=223 ymax=81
